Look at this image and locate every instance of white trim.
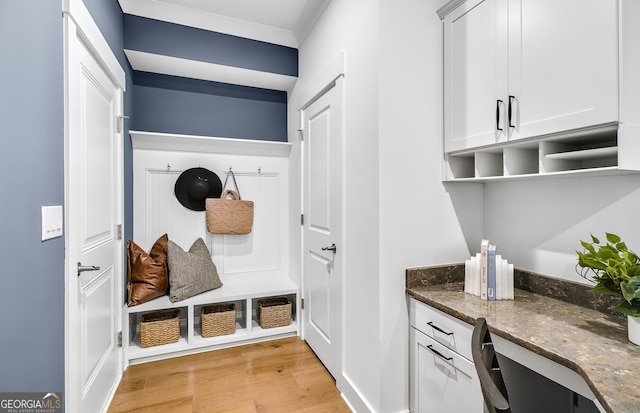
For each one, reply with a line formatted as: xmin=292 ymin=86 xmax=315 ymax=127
xmin=292 ymin=0 xmax=331 ymax=46
xmin=129 ymin=130 xmax=293 ymax=157
xmin=118 ymin=0 xmax=298 ymax=48
xmin=124 ymin=49 xmax=297 ymax=93
xmin=298 ymin=51 xmax=345 ymax=110
xmin=437 ymin=0 xmax=466 ymax=19
xmin=62 ymin=0 xmax=126 ymax=91
xmin=340 ymin=373 xmax=376 ymax=413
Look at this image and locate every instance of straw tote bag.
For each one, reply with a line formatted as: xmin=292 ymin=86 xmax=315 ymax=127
xmin=206 ymin=170 xmax=254 ymax=234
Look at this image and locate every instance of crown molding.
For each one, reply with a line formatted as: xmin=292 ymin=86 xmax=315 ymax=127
xmin=118 ymin=0 xmax=298 ymax=48
xmin=292 ymin=0 xmax=331 ymax=45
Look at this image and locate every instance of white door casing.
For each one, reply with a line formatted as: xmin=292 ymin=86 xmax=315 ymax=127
xmin=64 ymin=1 xmax=125 ymax=411
xmin=301 ymin=75 xmax=344 ymax=382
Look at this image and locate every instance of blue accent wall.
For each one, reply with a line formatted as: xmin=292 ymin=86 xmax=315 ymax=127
xmin=133 ymin=72 xmax=287 ymax=140
xmin=124 ymin=14 xmax=298 ymax=77
xmin=0 ymin=0 xmax=64 ymax=394
xmin=124 ymin=14 xmax=294 ymax=141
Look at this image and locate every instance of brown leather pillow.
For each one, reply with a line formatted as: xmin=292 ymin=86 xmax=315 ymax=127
xmin=127 ymin=234 xmax=169 ymax=306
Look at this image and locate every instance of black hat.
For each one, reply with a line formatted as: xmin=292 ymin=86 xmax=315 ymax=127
xmin=174 ymin=167 xmax=222 ymax=211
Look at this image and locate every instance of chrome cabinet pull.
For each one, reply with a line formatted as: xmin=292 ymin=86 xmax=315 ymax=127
xmin=427 ymin=321 xmax=453 ymax=336
xmin=496 ymin=100 xmax=504 ymax=131
xmin=427 ymin=344 xmax=453 ymax=361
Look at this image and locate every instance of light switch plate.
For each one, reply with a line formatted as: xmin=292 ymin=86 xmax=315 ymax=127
xmin=42 ymin=205 xmax=63 ymax=241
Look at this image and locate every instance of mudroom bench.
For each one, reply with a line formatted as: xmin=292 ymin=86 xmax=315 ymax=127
xmin=123 ymin=272 xmax=298 ymax=365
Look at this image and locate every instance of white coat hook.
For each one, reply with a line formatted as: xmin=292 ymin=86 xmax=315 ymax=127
xmin=166 ymin=163 xmax=171 ymax=171
xmin=258 ymin=166 xmax=262 ymax=176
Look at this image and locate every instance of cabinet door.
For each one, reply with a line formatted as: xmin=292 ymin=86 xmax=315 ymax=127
xmin=443 ymin=0 xmax=508 ymax=153
xmin=508 ymin=0 xmax=618 ymax=141
xmin=410 ymin=328 xmax=483 ymax=413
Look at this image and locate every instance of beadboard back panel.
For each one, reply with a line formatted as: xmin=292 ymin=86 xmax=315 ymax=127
xmin=131 ymin=131 xmax=292 ymax=281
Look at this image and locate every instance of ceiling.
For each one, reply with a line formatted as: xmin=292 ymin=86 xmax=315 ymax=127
xmin=119 ymin=0 xmax=331 ymax=48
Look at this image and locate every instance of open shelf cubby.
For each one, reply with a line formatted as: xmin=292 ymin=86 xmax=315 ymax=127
xmin=443 ymin=127 xmax=625 ymax=181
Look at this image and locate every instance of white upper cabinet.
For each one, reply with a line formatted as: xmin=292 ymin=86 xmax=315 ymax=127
xmin=443 ymin=0 xmax=508 ymax=152
xmin=509 ymin=0 xmax=618 ymax=142
xmin=442 ymin=0 xmax=618 ymax=153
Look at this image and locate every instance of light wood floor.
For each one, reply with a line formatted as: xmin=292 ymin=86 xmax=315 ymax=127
xmin=107 ymin=337 xmax=351 ymax=413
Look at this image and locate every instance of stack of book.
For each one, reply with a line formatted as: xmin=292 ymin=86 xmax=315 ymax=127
xmin=464 ymin=239 xmax=514 ymax=300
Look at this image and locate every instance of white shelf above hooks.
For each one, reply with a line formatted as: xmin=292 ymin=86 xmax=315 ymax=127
xmin=130 ymin=131 xmax=292 ymax=158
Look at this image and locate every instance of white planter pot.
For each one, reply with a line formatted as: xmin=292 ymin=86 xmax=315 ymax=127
xmin=628 ymin=315 xmax=640 ymax=345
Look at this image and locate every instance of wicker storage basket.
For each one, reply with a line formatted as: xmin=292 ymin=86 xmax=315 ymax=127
xmin=258 ymin=297 xmax=291 ymax=329
xmin=139 ymin=309 xmax=180 ymax=348
xmin=201 ymin=303 xmax=236 ymax=337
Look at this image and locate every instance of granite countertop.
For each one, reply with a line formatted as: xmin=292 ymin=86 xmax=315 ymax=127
xmin=406 ymin=264 xmax=640 ymax=413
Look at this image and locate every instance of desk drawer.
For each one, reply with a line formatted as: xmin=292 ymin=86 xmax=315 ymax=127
xmin=409 ymin=298 xmax=473 ymax=360
xmin=412 ymin=327 xmax=483 ymax=413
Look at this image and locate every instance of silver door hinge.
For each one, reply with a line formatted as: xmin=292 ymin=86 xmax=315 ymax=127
xmin=298 ymin=129 xmax=304 ymax=141
xmin=116 ymin=224 xmax=122 ymax=240
xmin=117 ymin=331 xmax=122 ymax=347
xmin=301 ymin=298 xmax=305 ymax=310
xmin=116 ymin=115 xmax=130 ymax=133
xmin=301 ymin=214 xmax=304 ymax=225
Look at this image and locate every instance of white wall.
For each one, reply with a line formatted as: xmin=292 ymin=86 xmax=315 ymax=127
xmin=378 ymin=0 xmax=483 ymax=411
xmin=485 ymin=174 xmax=640 ymax=284
xmin=290 ymin=0 xmax=483 ymax=411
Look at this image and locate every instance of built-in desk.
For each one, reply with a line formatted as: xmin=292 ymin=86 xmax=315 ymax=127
xmin=406 ymin=264 xmax=640 ymax=413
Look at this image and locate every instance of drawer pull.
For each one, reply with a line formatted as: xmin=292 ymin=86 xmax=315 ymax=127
xmin=427 ymin=321 xmax=453 ymax=336
xmin=427 ymin=345 xmax=453 ymax=361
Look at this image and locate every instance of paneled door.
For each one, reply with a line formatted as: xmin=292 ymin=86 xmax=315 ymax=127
xmin=64 ymin=5 xmax=124 ymax=412
xmin=301 ymin=76 xmax=344 ymax=381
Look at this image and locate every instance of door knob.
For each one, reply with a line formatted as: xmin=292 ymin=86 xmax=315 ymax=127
xmin=77 ymin=262 xmax=100 ymax=275
xmin=321 ymin=243 xmax=337 ymax=253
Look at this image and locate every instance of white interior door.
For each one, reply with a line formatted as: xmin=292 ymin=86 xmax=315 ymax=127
xmin=302 ymin=77 xmax=344 ymax=381
xmin=65 ymin=12 xmax=124 ymax=413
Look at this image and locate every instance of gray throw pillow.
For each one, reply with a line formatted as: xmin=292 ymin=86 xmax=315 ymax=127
xmin=167 ymin=238 xmax=223 ymax=302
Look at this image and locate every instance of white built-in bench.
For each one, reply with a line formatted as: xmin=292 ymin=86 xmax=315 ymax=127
xmin=124 ymin=272 xmax=298 ymax=364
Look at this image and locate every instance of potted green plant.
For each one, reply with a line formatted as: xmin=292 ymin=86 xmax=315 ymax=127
xmin=577 ymin=232 xmax=640 ymax=345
